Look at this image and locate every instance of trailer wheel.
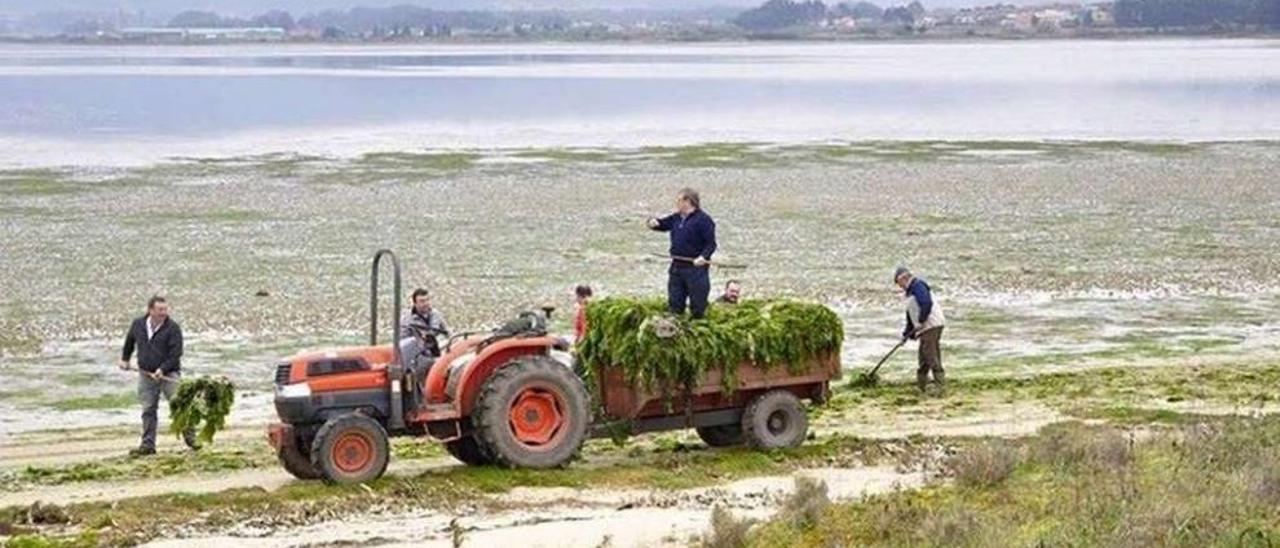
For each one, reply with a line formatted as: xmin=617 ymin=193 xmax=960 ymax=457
xmin=278 ymin=429 xmax=322 ymax=480
xmin=696 ymin=424 xmax=745 ymax=447
xmin=473 ymin=355 xmax=590 ymax=468
xmin=310 ymin=413 xmax=390 ymax=484
xmin=444 ymin=435 xmax=493 ymax=466
xmin=742 ymin=390 xmax=808 ymax=449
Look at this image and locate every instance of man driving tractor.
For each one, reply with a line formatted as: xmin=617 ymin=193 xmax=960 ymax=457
xmin=401 ymin=288 xmax=449 ymax=357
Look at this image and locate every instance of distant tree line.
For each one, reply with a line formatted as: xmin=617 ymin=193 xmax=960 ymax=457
xmin=734 ymin=0 xmax=827 ymax=30
xmin=138 ymin=5 xmax=736 ymax=36
xmin=297 ymin=6 xmax=574 ymax=36
xmin=733 ymin=0 xmax=929 ymax=31
xmin=1114 ymin=0 xmax=1280 ymax=27
xmin=734 ymin=0 xmax=1280 ymax=30
xmin=167 ymin=9 xmax=296 ymax=29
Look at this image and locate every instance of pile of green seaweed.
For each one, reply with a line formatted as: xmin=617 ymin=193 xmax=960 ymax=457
xmin=576 ymin=297 xmax=843 ymax=393
xmin=170 ymin=376 xmax=235 ymax=445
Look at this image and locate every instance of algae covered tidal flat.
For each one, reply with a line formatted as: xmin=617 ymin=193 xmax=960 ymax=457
xmin=1 ymin=140 xmax=1278 ymax=435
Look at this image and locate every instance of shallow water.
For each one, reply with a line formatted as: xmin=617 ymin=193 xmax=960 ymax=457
xmin=1 ymin=40 xmax=1279 ymax=166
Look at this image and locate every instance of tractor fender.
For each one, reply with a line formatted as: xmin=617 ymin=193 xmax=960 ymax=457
xmin=424 ymin=336 xmax=486 ymax=404
xmin=452 ymin=336 xmax=561 ymax=416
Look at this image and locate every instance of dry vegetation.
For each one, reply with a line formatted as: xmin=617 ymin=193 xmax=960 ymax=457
xmin=748 ymin=417 xmax=1280 ymax=547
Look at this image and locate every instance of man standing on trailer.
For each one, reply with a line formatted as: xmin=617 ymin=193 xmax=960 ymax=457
xmin=648 ymin=187 xmax=717 ymax=319
xmin=717 ymin=279 xmax=742 ymax=305
xmin=117 ymin=295 xmax=198 ymax=457
xmin=895 ymin=267 xmax=947 ymax=393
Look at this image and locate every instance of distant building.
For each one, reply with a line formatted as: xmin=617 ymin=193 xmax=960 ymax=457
xmin=1032 ymin=8 xmax=1078 ymax=28
xmin=1001 ymin=11 xmax=1035 ymax=30
xmin=1082 ymin=4 xmax=1115 ymax=26
xmin=829 ymin=15 xmax=859 ymax=30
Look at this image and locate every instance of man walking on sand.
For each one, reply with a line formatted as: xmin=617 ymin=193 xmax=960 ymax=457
xmin=117 ymin=296 xmax=198 ymax=456
xmin=895 ymin=267 xmax=946 ymax=393
xmin=648 ymin=187 xmax=717 ymax=319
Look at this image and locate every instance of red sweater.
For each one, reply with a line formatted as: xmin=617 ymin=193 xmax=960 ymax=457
xmin=574 ymin=306 xmax=588 ymax=340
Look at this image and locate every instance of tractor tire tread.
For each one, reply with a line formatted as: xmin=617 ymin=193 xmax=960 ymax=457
xmin=444 ymin=435 xmax=493 ymax=466
xmin=696 ymin=424 xmax=745 ymax=447
xmin=742 ymin=389 xmax=808 ymax=450
xmin=310 ymin=413 xmax=390 ymax=484
xmin=473 ymin=355 xmax=590 ymax=468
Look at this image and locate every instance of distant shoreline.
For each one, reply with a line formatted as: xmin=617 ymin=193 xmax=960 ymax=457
xmin=3 ymin=28 xmax=1278 ymax=46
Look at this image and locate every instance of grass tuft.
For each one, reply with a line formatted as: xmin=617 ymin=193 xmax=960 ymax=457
xmin=702 ymin=506 xmax=755 ymax=548
xmin=949 ymin=441 xmax=1018 ymax=488
xmin=776 ymin=476 xmax=829 ymax=529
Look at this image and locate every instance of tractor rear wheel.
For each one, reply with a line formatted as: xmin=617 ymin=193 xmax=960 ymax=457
xmin=696 ymin=424 xmax=745 ymax=447
xmin=473 ymin=355 xmax=589 ymax=468
xmin=278 ymin=429 xmax=322 ymax=480
xmin=444 ymin=435 xmax=493 ymax=466
xmin=742 ymin=390 xmax=808 ymax=449
xmin=310 ymin=413 xmax=390 ymax=484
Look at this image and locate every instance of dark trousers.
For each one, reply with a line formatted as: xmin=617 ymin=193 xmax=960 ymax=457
xmin=138 ymin=372 xmax=196 ymax=449
xmin=917 ymin=327 xmax=945 ymax=391
xmin=668 ymin=264 xmax=711 ymax=319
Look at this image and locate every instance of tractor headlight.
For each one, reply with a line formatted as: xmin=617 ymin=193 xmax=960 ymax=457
xmin=277 ymin=383 xmax=311 ymax=399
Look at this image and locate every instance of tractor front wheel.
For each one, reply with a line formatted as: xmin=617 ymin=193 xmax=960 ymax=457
xmin=310 ymin=413 xmax=390 ymax=484
xmin=473 ymin=355 xmax=590 ymax=468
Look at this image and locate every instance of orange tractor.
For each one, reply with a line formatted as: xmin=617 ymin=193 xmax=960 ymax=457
xmin=268 ymin=250 xmax=840 ymax=483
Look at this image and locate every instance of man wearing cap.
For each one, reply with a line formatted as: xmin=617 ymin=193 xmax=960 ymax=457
xmin=894 ymin=267 xmax=946 ymax=392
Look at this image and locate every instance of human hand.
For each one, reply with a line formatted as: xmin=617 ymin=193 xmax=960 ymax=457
xmin=693 ymin=257 xmax=710 ymax=267
xmin=646 ymin=218 xmax=660 ymax=229
xmin=150 ymin=370 xmax=162 ymax=380
xmin=117 ymin=359 xmax=130 ymax=371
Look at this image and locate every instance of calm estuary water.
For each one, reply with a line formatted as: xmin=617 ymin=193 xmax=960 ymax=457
xmin=0 ymin=39 xmax=1277 ymax=165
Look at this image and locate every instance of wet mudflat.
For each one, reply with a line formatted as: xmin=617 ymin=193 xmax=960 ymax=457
xmin=2 ymin=140 xmax=1279 ymax=434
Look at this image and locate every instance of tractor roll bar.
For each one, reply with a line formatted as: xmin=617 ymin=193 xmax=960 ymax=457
xmin=370 ymin=249 xmax=405 ymax=431
xmin=369 ymin=249 xmax=402 ymax=363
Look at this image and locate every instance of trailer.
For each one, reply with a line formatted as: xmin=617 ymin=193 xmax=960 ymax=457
xmin=267 ymin=250 xmax=840 ymax=483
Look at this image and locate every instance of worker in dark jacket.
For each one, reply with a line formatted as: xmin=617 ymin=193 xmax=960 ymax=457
xmin=117 ymin=296 xmax=197 ymax=456
xmin=894 ymin=267 xmax=947 ymax=392
xmin=648 ymin=187 xmax=717 ymax=319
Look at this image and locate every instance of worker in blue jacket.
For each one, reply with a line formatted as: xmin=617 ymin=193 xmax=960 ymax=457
xmin=648 ymin=188 xmax=717 ymax=319
xmin=895 ymin=266 xmax=947 ymax=392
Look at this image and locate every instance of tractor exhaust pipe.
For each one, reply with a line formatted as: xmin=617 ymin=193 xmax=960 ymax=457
xmin=371 ymin=249 xmax=406 ymax=432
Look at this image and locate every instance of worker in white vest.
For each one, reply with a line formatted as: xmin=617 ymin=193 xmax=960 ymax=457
xmin=895 ymin=266 xmax=946 ymax=392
